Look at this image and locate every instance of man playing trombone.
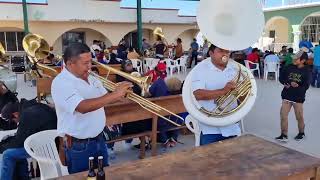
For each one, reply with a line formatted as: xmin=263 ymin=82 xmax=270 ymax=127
xmin=192 ymin=44 xmax=241 ymax=145
xmin=51 ymin=42 xmax=132 ymax=174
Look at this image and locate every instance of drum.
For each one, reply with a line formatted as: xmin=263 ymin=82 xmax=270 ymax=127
xmin=0 ymin=66 xmax=17 ymax=92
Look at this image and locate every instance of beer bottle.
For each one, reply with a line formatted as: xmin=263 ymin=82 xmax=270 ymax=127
xmin=87 ymin=157 xmax=96 ymax=180
xmin=35 ymin=162 xmax=41 ymax=177
xmin=97 ymin=156 xmax=105 ymax=180
xmin=29 ymin=162 xmax=35 ymax=178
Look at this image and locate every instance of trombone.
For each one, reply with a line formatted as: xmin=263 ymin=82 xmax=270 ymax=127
xmin=23 ymin=33 xmax=183 ymax=127
xmin=90 ymin=70 xmax=183 ymax=127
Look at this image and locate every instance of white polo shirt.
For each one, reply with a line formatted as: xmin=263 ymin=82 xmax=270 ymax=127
xmin=51 ymin=68 xmax=107 ymax=139
xmin=191 ymin=58 xmax=241 ymax=137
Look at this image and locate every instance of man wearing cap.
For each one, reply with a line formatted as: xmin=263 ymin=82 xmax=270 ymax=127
xmin=51 ymin=43 xmax=132 ymax=174
xmin=276 ymin=50 xmax=311 ymax=142
xmin=0 ymin=99 xmax=57 ymax=179
xmin=144 ymin=62 xmax=167 ymax=83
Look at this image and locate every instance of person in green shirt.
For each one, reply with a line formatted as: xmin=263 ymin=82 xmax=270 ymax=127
xmin=283 ymin=48 xmax=294 ymax=66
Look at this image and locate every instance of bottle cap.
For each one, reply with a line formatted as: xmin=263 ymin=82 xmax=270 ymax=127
xmin=89 ymin=157 xmax=94 ymax=160
xmin=98 ymin=156 xmax=103 ymax=160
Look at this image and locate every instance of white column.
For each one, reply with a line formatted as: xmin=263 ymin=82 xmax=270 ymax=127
xmin=292 ymin=30 xmax=301 ymax=53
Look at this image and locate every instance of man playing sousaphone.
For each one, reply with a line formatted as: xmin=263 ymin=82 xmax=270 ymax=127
xmin=192 ymin=44 xmax=241 ymax=145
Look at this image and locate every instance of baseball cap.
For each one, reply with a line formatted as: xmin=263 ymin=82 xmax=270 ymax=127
xmin=0 ymin=102 xmax=19 ymax=120
xmin=156 ymin=62 xmax=166 ymax=72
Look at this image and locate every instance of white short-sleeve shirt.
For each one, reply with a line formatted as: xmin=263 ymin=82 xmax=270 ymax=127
xmin=51 ymin=68 xmax=107 ymax=139
xmin=191 ymin=58 xmax=241 ymax=137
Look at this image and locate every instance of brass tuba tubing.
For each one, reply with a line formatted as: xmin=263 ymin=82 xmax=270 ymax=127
xmin=89 ymin=72 xmax=183 ymax=127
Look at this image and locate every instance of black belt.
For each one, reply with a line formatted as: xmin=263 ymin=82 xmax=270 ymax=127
xmin=69 ymin=132 xmax=104 ymax=143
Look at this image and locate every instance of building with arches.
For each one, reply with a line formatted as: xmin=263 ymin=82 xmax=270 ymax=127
xmin=0 ymin=0 xmax=319 ymax=55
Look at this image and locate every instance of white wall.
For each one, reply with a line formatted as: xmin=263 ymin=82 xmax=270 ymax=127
xmin=0 ymin=0 xmax=196 ymax=24
xmin=52 ymin=28 xmax=112 ymax=54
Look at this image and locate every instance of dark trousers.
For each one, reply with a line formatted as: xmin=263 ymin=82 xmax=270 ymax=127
xmin=64 ymin=134 xmax=109 ymax=174
xmin=312 ymin=66 xmax=320 ymax=88
xmin=189 ymin=51 xmax=198 ymax=67
xmin=200 ymin=133 xmax=236 ymax=146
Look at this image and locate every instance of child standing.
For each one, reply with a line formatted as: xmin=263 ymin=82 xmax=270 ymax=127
xmin=276 ymin=50 xmax=311 ymax=142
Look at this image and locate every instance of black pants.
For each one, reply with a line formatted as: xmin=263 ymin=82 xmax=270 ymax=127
xmin=189 ymin=51 xmax=198 ymax=67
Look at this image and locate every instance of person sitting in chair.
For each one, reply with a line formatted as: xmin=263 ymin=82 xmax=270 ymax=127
xmin=0 ymin=99 xmax=57 ymax=179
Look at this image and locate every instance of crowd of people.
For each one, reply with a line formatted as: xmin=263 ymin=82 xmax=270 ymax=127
xmin=0 ymin=35 xmax=319 ymax=179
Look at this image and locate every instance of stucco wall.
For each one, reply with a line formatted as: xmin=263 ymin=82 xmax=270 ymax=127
xmin=265 ymin=17 xmax=289 ymax=43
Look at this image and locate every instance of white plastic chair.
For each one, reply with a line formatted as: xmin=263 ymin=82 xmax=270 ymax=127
xmin=130 ymin=59 xmax=143 ymax=74
xmin=164 ymin=58 xmax=178 ymax=76
xmin=176 ymin=56 xmax=188 ymax=74
xmin=244 ymin=60 xmax=260 ymax=79
xmin=185 ymin=115 xmax=201 ymax=147
xmin=143 ymin=58 xmax=154 ymax=72
xmin=24 ymin=130 xmax=69 ymax=180
xmin=264 ymin=62 xmax=280 ymax=82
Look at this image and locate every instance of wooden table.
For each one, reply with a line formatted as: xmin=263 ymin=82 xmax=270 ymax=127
xmin=58 ymin=134 xmax=320 ymax=180
xmin=58 ymin=95 xmax=186 ymax=164
xmin=104 ymin=95 xmax=186 ymax=156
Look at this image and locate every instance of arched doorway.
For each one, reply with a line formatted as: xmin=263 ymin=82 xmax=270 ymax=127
xmin=120 ymin=28 xmax=154 ymax=50
xmin=176 ymin=29 xmax=199 ymax=51
xmin=263 ymin=16 xmax=290 ymax=52
xmin=52 ymin=28 xmax=112 ymax=54
xmin=300 ymin=12 xmax=320 ymax=44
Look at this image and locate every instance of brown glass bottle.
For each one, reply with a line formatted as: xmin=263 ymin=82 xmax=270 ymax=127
xmin=97 ymin=156 xmax=105 ymax=180
xmin=87 ymin=157 xmax=96 ymax=180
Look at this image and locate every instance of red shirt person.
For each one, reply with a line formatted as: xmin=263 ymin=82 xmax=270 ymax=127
xmin=246 ymin=48 xmax=260 ymax=68
xmin=144 ymin=62 xmax=167 ymax=83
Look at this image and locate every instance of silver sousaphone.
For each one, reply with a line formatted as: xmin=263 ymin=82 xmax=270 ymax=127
xmin=182 ymin=0 xmax=264 ymax=127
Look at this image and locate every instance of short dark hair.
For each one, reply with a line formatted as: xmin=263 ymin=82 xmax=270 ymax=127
xmin=143 ymin=38 xmax=146 ymax=41
xmin=177 ymin=38 xmax=182 ymax=43
xmin=300 ymin=52 xmax=308 ymax=61
xmin=129 ymin=47 xmax=134 ymax=52
xmin=1 ymin=102 xmax=20 ymax=120
xmin=63 ymin=43 xmax=91 ymax=63
xmin=193 ymin=38 xmax=197 ymax=41
xmin=207 ymin=44 xmax=217 ymax=57
xmin=288 ymin=48 xmax=293 ymax=53
xmin=252 ymin=48 xmax=259 ymax=53
xmin=93 ymin=40 xmax=99 ymax=44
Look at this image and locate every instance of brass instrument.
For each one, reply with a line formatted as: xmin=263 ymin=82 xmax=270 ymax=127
xmin=0 ymin=43 xmax=17 ymax=92
xmin=23 ymin=33 xmax=183 ymax=127
xmin=0 ymin=42 xmax=9 ymax=63
xmin=92 ymin=61 xmax=151 ymax=96
xmin=22 ymin=34 xmax=58 ymax=78
xmin=200 ymin=64 xmax=252 ymax=117
xmin=182 ymin=0 xmax=262 ymax=127
xmin=90 ymin=72 xmax=182 ymax=127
